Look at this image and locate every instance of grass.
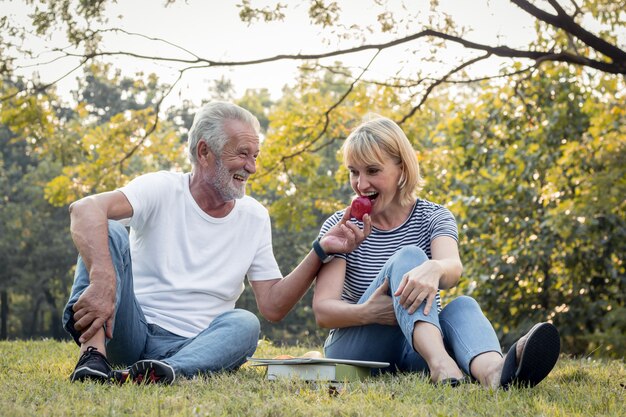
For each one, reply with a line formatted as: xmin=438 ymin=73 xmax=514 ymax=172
xmin=0 ymin=339 xmax=624 ymax=417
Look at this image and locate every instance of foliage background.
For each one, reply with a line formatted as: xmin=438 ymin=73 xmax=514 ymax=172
xmin=0 ymin=1 xmax=624 ymax=358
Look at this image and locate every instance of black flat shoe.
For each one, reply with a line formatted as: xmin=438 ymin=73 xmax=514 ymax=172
xmin=500 ymin=322 xmax=560 ymax=390
xmin=437 ymin=377 xmax=466 ymax=387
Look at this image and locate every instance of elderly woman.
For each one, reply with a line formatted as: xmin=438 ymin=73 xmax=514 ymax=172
xmin=312 ymin=116 xmax=560 ymax=388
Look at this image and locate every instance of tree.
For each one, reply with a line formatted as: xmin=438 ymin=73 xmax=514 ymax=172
xmin=44 ymin=63 xmax=189 ymax=206
xmin=0 ymin=78 xmax=76 ymax=339
xmin=2 ymin=1 xmax=623 ymax=192
xmin=249 ymin=62 xmax=624 ymax=355
xmin=0 ymin=1 xmax=623 ymax=354
xmin=420 ymin=65 xmax=625 ymax=356
xmin=0 ymin=64 xmax=189 ymax=339
xmin=2 ymin=1 xmax=624 ymax=120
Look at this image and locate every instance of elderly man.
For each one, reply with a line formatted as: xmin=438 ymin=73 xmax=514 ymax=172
xmin=64 ymin=102 xmax=370 ymax=384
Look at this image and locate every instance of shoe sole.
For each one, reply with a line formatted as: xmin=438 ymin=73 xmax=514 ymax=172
xmin=501 ymin=322 xmax=560 ymax=389
xmin=129 ymin=360 xmax=175 ymax=384
xmin=111 ymin=369 xmax=131 ymax=384
xmin=70 ymin=366 xmax=110 ymax=383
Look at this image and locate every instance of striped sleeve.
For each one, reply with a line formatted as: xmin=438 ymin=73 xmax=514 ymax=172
xmin=428 ymin=206 xmax=458 ymax=242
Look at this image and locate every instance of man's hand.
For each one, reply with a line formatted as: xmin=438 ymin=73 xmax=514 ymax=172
xmin=362 ymin=279 xmax=397 ymax=326
xmin=72 ymin=279 xmax=116 ymax=343
xmin=320 ymin=206 xmax=372 ymax=254
xmin=394 ymin=261 xmax=442 ymax=315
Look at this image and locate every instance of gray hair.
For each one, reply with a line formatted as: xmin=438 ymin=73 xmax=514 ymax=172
xmin=187 ymin=101 xmax=260 ymax=166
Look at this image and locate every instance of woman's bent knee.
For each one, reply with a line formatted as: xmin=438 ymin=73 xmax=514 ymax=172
xmin=392 ymin=246 xmax=427 ymax=263
xmin=448 ymin=295 xmax=480 ymax=310
xmin=385 ymin=246 xmax=429 ymax=286
xmin=442 ymin=296 xmax=484 ymax=319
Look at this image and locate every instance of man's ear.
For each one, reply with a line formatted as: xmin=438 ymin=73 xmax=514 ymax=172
xmin=197 ymin=141 xmax=213 ymax=166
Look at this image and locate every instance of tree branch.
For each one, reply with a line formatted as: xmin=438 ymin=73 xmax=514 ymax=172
xmin=397 ymin=53 xmax=492 ymax=125
xmin=257 ymin=50 xmax=381 ymax=180
xmin=5 ymin=9 xmax=625 ymax=104
xmin=54 ymin=24 xmax=623 ymax=74
xmin=0 ymin=58 xmax=88 ymax=101
xmin=116 ymin=69 xmax=185 ymax=171
xmin=310 ymin=61 xmax=536 ymax=89
xmin=510 ymin=0 xmax=626 ymax=64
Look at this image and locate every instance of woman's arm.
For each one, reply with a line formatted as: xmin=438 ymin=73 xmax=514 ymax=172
xmin=430 ymin=235 xmax=463 ymax=290
xmin=312 ymin=258 xmax=396 ymax=328
xmin=394 ymin=236 xmax=463 ymax=315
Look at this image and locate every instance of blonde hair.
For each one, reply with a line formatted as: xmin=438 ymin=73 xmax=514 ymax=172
xmin=342 ymin=115 xmax=424 ymax=206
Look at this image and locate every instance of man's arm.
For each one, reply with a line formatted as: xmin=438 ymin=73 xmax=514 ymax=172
xmin=69 ymin=190 xmax=133 ymax=343
xmin=250 ymin=208 xmax=371 ymax=322
xmin=249 ymin=250 xmax=324 ymax=322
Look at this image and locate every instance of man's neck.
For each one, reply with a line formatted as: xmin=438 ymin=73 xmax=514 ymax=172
xmin=188 ymin=171 xmax=236 ymax=218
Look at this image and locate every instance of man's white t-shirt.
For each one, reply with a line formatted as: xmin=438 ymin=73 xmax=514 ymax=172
xmin=118 ymin=171 xmax=282 ymax=338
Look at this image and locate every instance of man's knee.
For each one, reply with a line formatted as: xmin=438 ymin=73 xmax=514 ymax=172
xmin=232 ymin=309 xmax=261 ymax=332
xmin=219 ymin=309 xmax=260 ymax=344
xmin=107 ymin=220 xmax=129 ymax=242
xmin=107 ymin=220 xmax=130 ymax=258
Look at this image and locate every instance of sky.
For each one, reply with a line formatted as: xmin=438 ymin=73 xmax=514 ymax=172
xmin=5 ymin=0 xmax=539 ymax=108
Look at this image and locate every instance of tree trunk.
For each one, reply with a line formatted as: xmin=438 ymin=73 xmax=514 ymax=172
xmin=29 ymin=295 xmax=43 ymax=337
xmin=44 ymin=289 xmax=63 ymax=339
xmin=1 ymin=290 xmax=7 ymax=339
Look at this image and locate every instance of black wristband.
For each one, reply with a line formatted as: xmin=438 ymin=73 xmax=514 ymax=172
xmin=312 ymin=239 xmax=334 ymax=264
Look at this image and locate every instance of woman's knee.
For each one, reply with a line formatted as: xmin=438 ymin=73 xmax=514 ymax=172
xmin=393 ymin=246 xmax=427 ymax=261
xmin=444 ymin=295 xmax=482 ymax=315
xmin=392 ymin=246 xmax=428 ymax=268
xmin=449 ymin=295 xmax=479 ymax=308
xmin=385 ymin=246 xmax=428 ymax=285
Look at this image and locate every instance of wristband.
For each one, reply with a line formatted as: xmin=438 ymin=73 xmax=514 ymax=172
xmin=312 ymin=239 xmax=334 ymax=264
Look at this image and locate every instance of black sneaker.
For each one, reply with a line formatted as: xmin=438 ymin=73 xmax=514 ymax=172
xmin=69 ymin=346 xmax=113 ymax=383
xmin=127 ymin=359 xmax=176 ymax=385
xmin=110 ymin=368 xmax=131 ymax=384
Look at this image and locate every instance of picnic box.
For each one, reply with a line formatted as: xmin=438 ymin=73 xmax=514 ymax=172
xmin=247 ymin=357 xmax=389 ymax=382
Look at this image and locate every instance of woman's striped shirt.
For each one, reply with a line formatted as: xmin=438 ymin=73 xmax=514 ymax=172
xmin=318 ymin=198 xmax=458 ymax=311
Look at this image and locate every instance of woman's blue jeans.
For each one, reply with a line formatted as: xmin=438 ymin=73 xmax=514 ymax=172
xmin=324 ymin=246 xmax=502 ymax=376
xmin=62 ymin=221 xmax=260 ymax=377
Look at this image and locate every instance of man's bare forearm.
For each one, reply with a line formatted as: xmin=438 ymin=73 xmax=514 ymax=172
xmin=69 ymin=196 xmax=116 ymax=284
xmin=254 ymin=250 xmax=322 ymax=322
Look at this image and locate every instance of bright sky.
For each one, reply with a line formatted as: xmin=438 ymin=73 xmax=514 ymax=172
xmin=6 ymin=0 xmax=538 ymax=108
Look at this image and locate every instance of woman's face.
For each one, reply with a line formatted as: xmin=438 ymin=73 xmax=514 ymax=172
xmin=347 ymin=153 xmax=403 ymax=217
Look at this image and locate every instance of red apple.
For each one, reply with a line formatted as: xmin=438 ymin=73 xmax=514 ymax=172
xmin=350 ymin=196 xmax=372 ymax=221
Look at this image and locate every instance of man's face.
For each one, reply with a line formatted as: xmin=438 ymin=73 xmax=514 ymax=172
xmin=208 ymin=119 xmax=260 ymax=201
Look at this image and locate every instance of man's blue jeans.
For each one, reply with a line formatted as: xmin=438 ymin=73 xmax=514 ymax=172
xmin=62 ymin=221 xmax=260 ymax=377
xmin=324 ymin=246 xmax=502 ymax=377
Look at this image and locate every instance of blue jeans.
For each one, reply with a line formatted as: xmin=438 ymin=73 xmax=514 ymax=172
xmin=62 ymin=221 xmax=260 ymax=377
xmin=324 ymin=246 xmax=501 ymax=376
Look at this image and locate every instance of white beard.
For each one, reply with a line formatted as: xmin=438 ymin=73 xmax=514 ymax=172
xmin=210 ymin=158 xmax=246 ymax=200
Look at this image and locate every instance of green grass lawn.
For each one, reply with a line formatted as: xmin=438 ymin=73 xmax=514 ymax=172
xmin=0 ymin=339 xmax=624 ymax=417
